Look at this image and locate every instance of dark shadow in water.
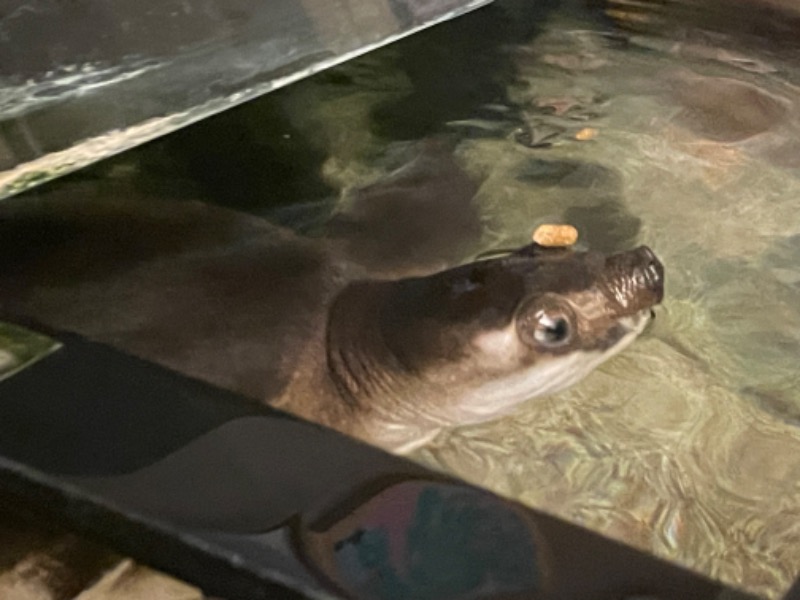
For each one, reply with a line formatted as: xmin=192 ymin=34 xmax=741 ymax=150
xmin=67 ymin=92 xmax=337 ymax=218
xmin=670 ymin=72 xmax=789 ymax=143
xmin=60 ymin=0 xmax=562 ymax=221
xmin=135 ymin=99 xmax=337 ymax=211
xmin=371 ymin=0 xmax=558 ymax=140
xmin=515 ymin=158 xmax=642 ymax=253
xmin=743 ymin=386 xmax=800 ymax=427
xmin=327 ymin=140 xmax=482 ymax=274
xmin=564 ymin=204 xmax=642 ymax=254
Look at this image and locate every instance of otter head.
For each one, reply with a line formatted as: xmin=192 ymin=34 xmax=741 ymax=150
xmin=327 ymin=243 xmax=664 ymax=451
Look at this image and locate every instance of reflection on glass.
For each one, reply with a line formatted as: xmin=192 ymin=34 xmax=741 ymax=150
xmin=0 ymin=0 xmax=490 ymax=199
xmin=0 ymin=322 xmax=60 ymax=382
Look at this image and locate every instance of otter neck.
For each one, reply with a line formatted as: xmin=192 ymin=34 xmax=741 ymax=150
xmin=325 ymin=281 xmax=445 ymax=453
xmin=327 ymin=281 xmax=410 ymax=410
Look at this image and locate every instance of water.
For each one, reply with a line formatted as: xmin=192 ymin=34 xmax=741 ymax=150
xmin=404 ymin=2 xmax=800 ymax=597
xmin=5 ymin=0 xmax=800 ymax=597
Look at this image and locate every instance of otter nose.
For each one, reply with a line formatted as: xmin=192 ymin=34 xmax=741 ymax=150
xmin=633 ymin=245 xmax=665 ymax=304
xmin=603 ymin=245 xmax=665 ymax=313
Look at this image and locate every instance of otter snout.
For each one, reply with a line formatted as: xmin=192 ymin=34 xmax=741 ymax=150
xmin=633 ymin=245 xmax=665 ymax=304
xmin=603 ymin=245 xmax=665 ymax=315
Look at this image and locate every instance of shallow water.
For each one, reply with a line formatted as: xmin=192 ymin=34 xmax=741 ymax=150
xmin=4 ymin=0 xmax=800 ymax=597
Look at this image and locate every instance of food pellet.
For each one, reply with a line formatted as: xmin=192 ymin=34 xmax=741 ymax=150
xmin=532 ymin=224 xmax=579 ymax=247
xmin=575 ymin=127 xmax=598 ymax=141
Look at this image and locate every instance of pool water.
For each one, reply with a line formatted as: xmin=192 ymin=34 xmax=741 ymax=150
xmin=408 ymin=3 xmax=800 ymax=597
xmin=5 ymin=0 xmax=800 ymax=597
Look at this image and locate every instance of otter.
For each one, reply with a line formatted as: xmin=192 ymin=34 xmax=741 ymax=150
xmin=0 ymin=145 xmax=663 ymax=453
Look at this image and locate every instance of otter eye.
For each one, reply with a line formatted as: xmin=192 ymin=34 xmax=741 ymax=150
xmin=516 ymin=294 xmax=576 ymax=350
xmin=533 ymin=311 xmax=571 ymax=346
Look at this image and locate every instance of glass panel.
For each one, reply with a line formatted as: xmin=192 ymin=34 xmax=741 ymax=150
xmin=0 ymin=0 xmax=491 ymax=199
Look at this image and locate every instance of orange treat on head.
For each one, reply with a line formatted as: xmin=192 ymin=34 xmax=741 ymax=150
xmin=532 ymin=224 xmax=579 ymax=247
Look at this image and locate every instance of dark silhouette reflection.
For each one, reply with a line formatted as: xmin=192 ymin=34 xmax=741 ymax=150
xmin=670 ymin=71 xmax=789 ymax=142
xmin=129 ymin=98 xmax=337 ymax=213
xmin=515 ymin=159 xmax=641 ymax=253
xmin=371 ymin=0 xmax=557 ymax=140
xmin=327 ymin=140 xmax=481 ymax=274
